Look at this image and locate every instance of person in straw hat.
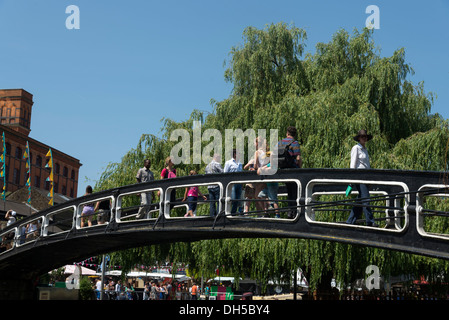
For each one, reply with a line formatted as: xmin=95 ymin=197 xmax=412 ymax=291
xmin=346 ymin=129 xmax=377 ymax=227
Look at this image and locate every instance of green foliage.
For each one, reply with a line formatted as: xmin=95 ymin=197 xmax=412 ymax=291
xmin=79 ymin=276 xmax=94 ymax=300
xmin=95 ymin=23 xmax=449 ymax=292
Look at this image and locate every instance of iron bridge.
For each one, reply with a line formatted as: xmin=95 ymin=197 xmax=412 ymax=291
xmin=1 ymin=168 xmax=449 ymax=297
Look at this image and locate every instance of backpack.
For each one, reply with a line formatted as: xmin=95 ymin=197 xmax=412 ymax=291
xmin=275 ymin=141 xmax=296 ymax=169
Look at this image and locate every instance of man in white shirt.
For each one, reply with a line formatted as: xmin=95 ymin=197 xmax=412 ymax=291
xmin=136 ymin=159 xmax=155 ymax=219
xmin=224 ymin=149 xmax=243 ymax=214
xmin=5 ymin=210 xmax=16 ymax=226
xmin=346 ymin=130 xmax=377 ymax=226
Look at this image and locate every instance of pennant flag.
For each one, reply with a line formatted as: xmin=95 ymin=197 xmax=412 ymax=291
xmin=23 ymin=142 xmax=31 ymax=203
xmin=46 ymin=148 xmax=54 ymax=206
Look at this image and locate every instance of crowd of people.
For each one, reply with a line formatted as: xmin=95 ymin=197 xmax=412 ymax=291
xmin=92 ymin=277 xmax=205 ymax=301
xmin=131 ymin=126 xmax=375 ymax=224
xmin=132 ymin=126 xmax=304 ymax=220
xmin=2 ymin=126 xmax=376 ymax=233
xmin=75 ymin=125 xmax=376 ymax=226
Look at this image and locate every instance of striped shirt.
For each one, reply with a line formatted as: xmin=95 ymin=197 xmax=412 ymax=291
xmin=278 ymin=137 xmax=301 ymax=167
xmin=205 ymin=160 xmax=223 ymax=189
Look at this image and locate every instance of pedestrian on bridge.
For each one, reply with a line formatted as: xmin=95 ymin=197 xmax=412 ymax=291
xmin=160 ymin=156 xmax=177 ymax=211
xmin=205 ymin=154 xmax=223 ymax=217
xmin=81 ymin=186 xmax=94 ymax=227
xmin=346 ymin=129 xmax=377 ymax=227
xmin=5 ymin=210 xmax=16 ymax=226
xmin=276 ymin=126 xmax=302 ymax=219
xmin=136 ymin=159 xmax=155 ymax=219
xmin=183 ymin=170 xmax=207 ymax=217
xmin=224 ymin=149 xmax=243 ymax=215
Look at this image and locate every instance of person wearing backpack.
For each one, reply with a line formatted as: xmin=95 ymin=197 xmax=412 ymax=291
xmin=277 ymin=126 xmax=302 ymax=218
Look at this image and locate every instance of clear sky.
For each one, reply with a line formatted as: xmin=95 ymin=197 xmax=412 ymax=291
xmin=0 ymin=0 xmax=447 ymax=196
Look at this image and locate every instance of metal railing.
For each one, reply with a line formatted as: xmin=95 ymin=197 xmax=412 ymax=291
xmin=1 ymin=169 xmax=448 ymax=258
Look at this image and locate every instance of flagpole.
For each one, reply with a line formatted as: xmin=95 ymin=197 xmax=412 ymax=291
xmin=23 ymin=141 xmax=31 ymax=214
xmin=1 ymin=132 xmax=6 ymax=210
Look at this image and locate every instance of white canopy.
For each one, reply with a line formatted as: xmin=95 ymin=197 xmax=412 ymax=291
xmin=64 ymin=265 xmax=97 ymax=275
xmin=102 ymin=270 xmax=190 ymax=281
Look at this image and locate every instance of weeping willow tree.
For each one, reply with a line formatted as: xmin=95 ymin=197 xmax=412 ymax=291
xmin=95 ymin=22 xmax=449 ymax=294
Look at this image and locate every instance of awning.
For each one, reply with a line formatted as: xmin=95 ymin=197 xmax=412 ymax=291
xmin=64 ymin=265 xmax=97 ymax=275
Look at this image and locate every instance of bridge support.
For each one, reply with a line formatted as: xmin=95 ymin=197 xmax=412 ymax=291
xmin=0 ymin=278 xmax=37 ymax=300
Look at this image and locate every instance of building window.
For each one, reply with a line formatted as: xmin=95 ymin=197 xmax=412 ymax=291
xmin=13 ymin=168 xmax=20 ymax=185
xmin=5 ymin=143 xmax=10 ymax=155
xmin=62 ymin=185 xmax=67 ymax=195
xmin=34 ymin=175 xmax=40 ymax=188
xmin=15 ymin=147 xmax=22 ymax=159
xmin=71 ymin=169 xmax=75 ymax=180
xmin=36 ymin=155 xmax=42 ymax=167
xmin=63 ymin=166 xmax=68 ymax=177
xmin=55 ymin=163 xmax=60 ymax=175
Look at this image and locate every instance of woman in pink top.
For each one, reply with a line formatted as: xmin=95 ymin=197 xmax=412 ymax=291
xmin=159 ymin=156 xmax=177 ymax=211
xmin=183 ymin=170 xmax=207 ymax=217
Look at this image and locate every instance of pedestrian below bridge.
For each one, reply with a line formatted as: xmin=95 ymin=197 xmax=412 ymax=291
xmin=346 ymin=129 xmax=377 ymax=227
xmin=136 ymin=159 xmax=155 ymax=219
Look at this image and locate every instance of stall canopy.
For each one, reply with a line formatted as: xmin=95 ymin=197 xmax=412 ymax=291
xmin=102 ymin=270 xmax=190 ymax=281
xmin=64 ymin=265 xmax=97 ymax=275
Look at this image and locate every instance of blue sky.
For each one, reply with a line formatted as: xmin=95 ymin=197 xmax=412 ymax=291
xmin=0 ymin=0 xmax=447 ymax=196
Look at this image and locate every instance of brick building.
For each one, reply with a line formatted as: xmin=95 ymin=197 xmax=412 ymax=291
xmin=0 ymin=89 xmax=82 ymax=201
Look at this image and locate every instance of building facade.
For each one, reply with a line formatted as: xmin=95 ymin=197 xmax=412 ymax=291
xmin=0 ymin=89 xmax=82 ymax=199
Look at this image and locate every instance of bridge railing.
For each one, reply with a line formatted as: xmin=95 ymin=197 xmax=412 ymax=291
xmin=417 ymin=184 xmax=449 ymax=240
xmin=0 ymin=227 xmax=16 ymax=254
xmin=305 ymin=179 xmax=410 ymax=232
xmin=225 ymin=179 xmax=300 ymax=220
xmin=164 ymin=182 xmax=223 ymax=219
xmin=43 ymin=205 xmax=76 ymax=236
xmin=1 ymin=170 xmax=449 ymax=257
xmin=116 ymin=188 xmax=161 ymax=222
